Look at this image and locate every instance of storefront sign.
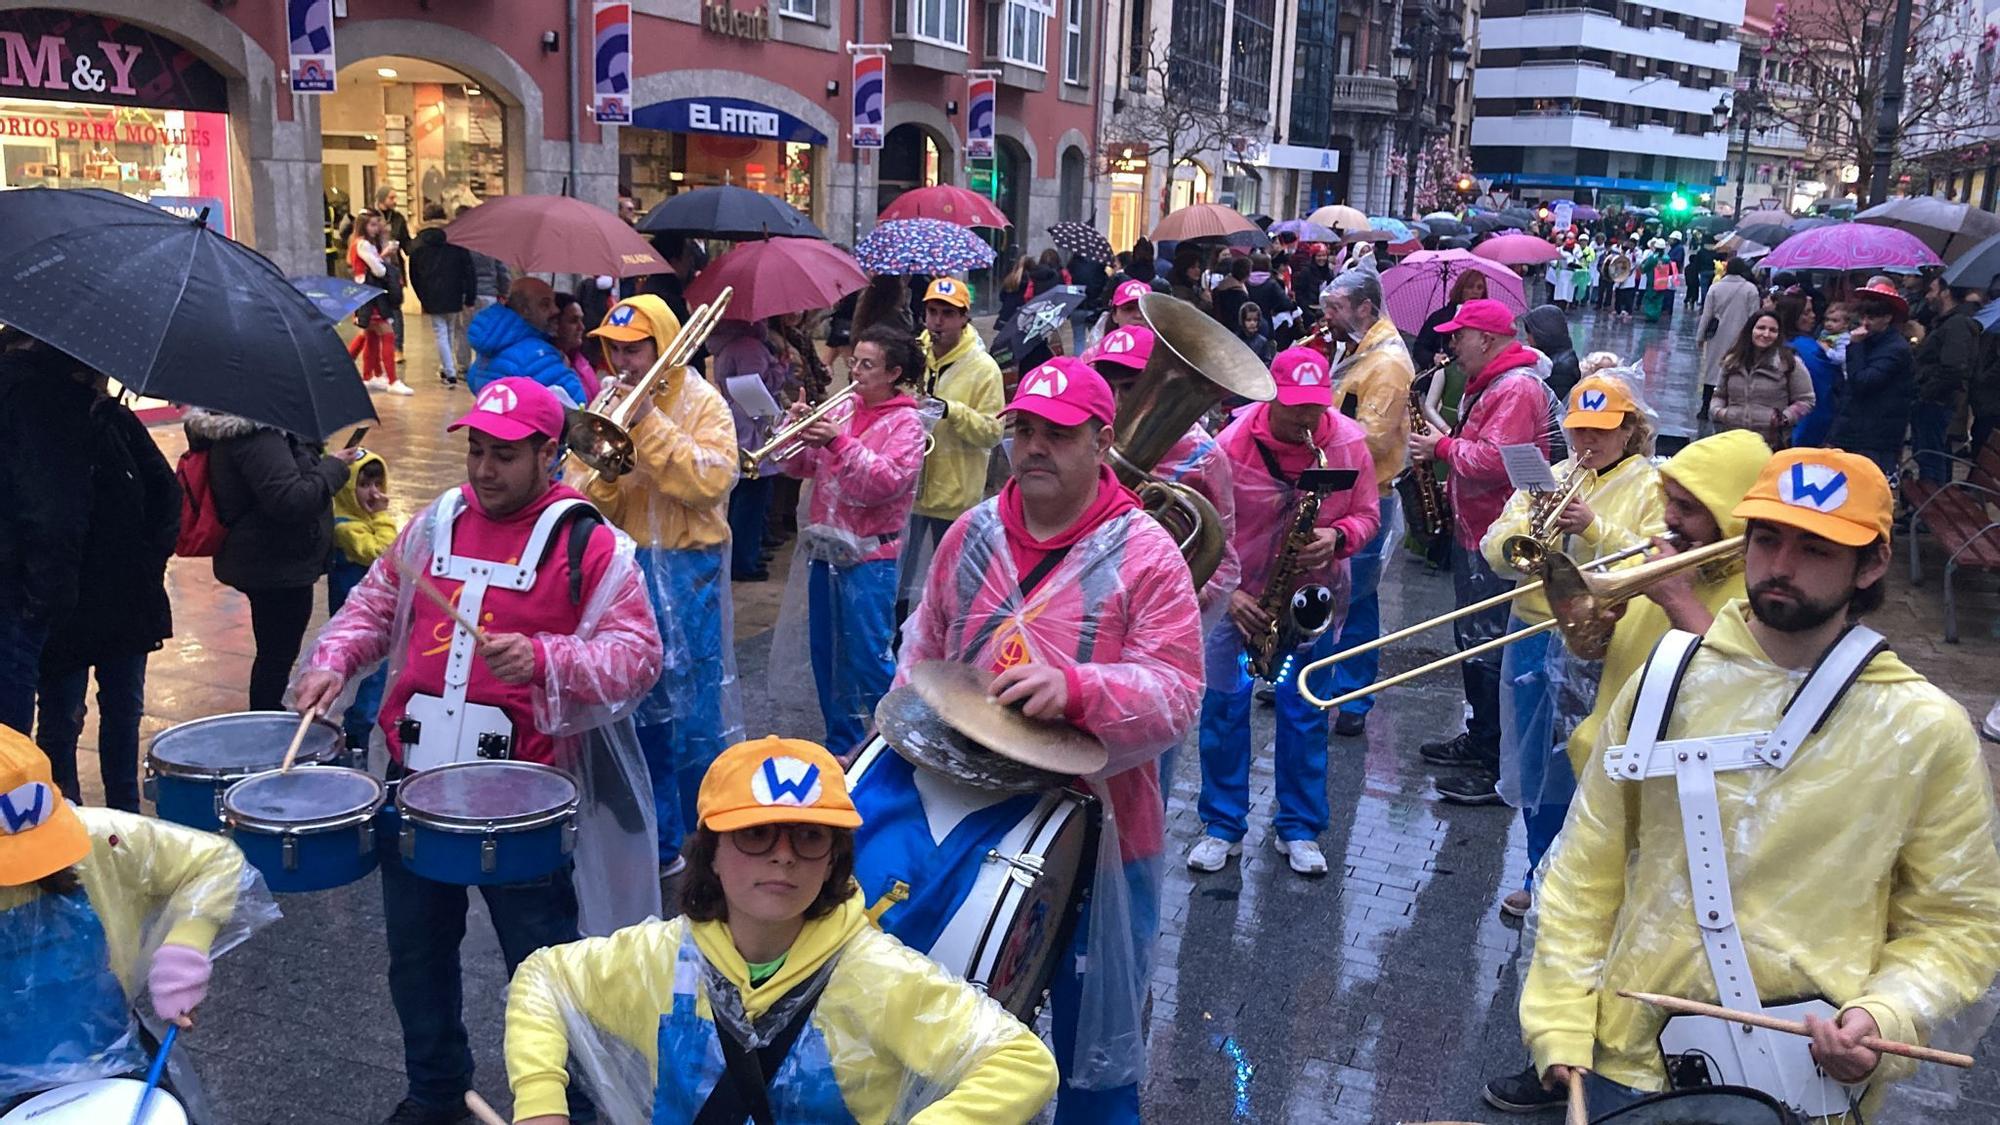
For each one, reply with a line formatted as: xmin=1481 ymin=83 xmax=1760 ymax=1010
xmin=703 ymin=0 xmax=771 ymax=40
xmin=287 ymin=0 xmax=336 ymax=94
xmin=592 ymin=1 xmax=633 ymax=123
xmin=852 ymin=53 xmax=885 ymax=149
xmin=632 ymin=97 xmax=827 ymax=145
xmin=0 ymin=110 xmax=216 ymax=146
xmin=0 ymin=10 xmax=225 ymax=111
xmin=965 ymin=73 xmax=995 ymax=161
xmin=149 ymin=194 xmax=226 ymax=233
xmin=1252 ymin=143 xmax=1340 ymax=173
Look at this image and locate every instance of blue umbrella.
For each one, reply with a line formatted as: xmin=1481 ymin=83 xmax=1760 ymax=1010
xmin=1366 ymin=216 xmax=1415 ymax=241
xmin=854 ymin=218 xmax=996 ymax=274
xmin=289 ymin=275 xmax=384 ymax=322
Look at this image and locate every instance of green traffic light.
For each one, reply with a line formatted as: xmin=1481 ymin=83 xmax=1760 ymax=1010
xmin=1669 ymin=193 xmax=1691 ymax=213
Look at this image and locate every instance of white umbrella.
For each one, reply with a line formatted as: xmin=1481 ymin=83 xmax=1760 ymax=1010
xmin=1855 ymin=196 xmax=2000 ymax=260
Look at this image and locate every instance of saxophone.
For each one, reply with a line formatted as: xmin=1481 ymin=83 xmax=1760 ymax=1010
xmin=1402 ymin=359 xmax=1451 ymax=542
xmin=1245 ymin=437 xmax=1338 ymax=682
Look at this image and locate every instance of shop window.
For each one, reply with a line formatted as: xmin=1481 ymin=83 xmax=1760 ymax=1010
xmin=986 ymin=0 xmax=1049 ymax=70
xmin=1063 ymin=0 xmax=1086 ymax=85
xmin=895 ymin=0 xmax=968 ymax=49
xmin=779 ymin=0 xmax=816 ymax=17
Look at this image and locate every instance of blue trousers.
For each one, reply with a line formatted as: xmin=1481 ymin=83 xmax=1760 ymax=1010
xmin=634 ymin=546 xmax=728 ymax=864
xmin=808 ymin=558 xmax=897 ymax=756
xmin=1048 ymin=857 xmax=1159 ymax=1124
xmin=34 ymin=652 xmax=147 ymax=812
xmin=726 ymin=475 xmax=773 ymax=576
xmin=1196 ymin=619 xmax=1339 ymax=843
xmin=1912 ymin=399 xmax=1953 ymax=484
xmin=1522 ymin=748 xmax=1578 ymax=890
xmin=1326 ymin=494 xmax=1399 ymax=718
xmin=0 ymin=611 xmax=50 ymax=735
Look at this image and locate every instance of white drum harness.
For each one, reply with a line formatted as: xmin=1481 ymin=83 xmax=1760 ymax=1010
xmin=1603 ymin=624 xmax=1887 ymax=1118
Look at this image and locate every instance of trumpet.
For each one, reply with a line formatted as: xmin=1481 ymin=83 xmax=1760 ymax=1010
xmin=739 ymin=383 xmax=860 ymax=479
xmin=1296 ymin=534 xmax=1745 ymax=711
xmin=1501 ymin=464 xmax=1596 ymax=572
xmin=569 ymin=286 xmax=733 ymax=483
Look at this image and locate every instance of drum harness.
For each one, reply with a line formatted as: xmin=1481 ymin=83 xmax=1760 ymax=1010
xmin=398 ymin=489 xmax=601 ymax=770
xmin=1604 ymin=624 xmax=1886 ymax=1118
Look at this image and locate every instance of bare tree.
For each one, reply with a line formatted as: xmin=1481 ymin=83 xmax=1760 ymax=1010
xmin=1104 ymin=44 xmax=1252 ymax=217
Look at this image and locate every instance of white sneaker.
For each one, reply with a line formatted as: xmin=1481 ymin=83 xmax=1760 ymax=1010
xmin=362 ymin=377 xmax=389 ymax=391
xmin=1274 ymin=836 xmax=1329 ymax=876
xmin=385 ymin=380 xmax=414 ymax=396
xmin=1983 ymin=700 xmax=2000 ymax=742
xmin=1186 ymin=836 xmax=1239 ymax=872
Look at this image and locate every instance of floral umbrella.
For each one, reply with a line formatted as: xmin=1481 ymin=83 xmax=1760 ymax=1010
xmin=1381 ymin=251 xmax=1529 ymax=334
xmin=853 ymin=217 xmax=997 ymax=274
xmin=1759 ymin=223 xmax=1943 ymax=273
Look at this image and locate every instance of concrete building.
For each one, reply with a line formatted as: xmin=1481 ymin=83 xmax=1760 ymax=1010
xmin=1712 ymin=3 xmax=1815 ymax=215
xmin=1469 ymin=0 xmax=1742 ymax=207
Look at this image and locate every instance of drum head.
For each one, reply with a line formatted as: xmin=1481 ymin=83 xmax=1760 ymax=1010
xmin=981 ymin=793 xmax=1097 ymax=1020
xmin=875 ymin=685 xmax=1073 ymax=794
xmin=398 ymin=761 xmax=577 ymax=826
xmin=149 ymin=712 xmax=340 ymax=778
xmin=1595 ymin=1086 xmax=1797 ymax=1124
xmin=224 ymin=767 xmax=383 ymax=830
xmin=1 ymin=1078 xmax=187 ymax=1124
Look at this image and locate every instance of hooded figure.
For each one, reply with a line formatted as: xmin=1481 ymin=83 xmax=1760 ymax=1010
xmin=1522 ymin=304 xmax=1581 ymax=402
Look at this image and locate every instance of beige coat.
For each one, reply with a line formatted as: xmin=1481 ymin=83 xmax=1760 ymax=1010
xmin=1713 ymin=346 xmax=1815 ymax=448
xmin=1697 ymin=274 xmax=1762 ymax=388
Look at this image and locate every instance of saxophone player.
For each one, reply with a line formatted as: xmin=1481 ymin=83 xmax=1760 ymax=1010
xmin=1190 ymin=347 xmax=1378 ymax=876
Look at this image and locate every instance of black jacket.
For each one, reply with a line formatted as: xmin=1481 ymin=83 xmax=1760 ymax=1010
xmin=40 ymin=398 xmax=179 ymax=671
xmin=1413 ymin=302 xmax=1464 ymax=370
xmin=1914 ymin=300 xmax=1982 ymax=405
xmin=0 ymin=348 xmax=94 ymax=621
xmin=1524 ymin=305 xmax=1581 ymax=402
xmin=1828 ymin=329 xmax=1917 ymax=455
xmin=185 ymin=410 xmax=349 ymax=591
xmin=407 ymin=225 xmax=478 ymax=315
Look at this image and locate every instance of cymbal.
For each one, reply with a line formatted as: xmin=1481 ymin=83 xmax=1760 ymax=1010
xmin=873 ymin=661 xmax=1109 ymax=791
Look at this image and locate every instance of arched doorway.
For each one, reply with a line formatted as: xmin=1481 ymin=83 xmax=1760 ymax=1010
xmin=877 ymin=122 xmax=951 ymax=215
xmin=1168 ymin=157 xmax=1211 ymax=212
xmin=1059 ymin=147 xmax=1087 ymax=224
xmin=991 ymin=136 xmax=1029 ymax=235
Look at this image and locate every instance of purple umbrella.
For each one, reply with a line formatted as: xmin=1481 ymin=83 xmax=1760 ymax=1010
xmin=854 ymin=217 xmax=996 ymax=274
xmin=1760 ymin=223 xmax=1943 ymax=273
xmin=1381 ymin=252 xmax=1529 ymax=335
xmin=1271 ymin=218 xmax=1340 ymax=242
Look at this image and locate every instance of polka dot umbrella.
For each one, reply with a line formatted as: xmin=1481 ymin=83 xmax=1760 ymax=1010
xmin=854 ymin=218 xmax=998 ymax=275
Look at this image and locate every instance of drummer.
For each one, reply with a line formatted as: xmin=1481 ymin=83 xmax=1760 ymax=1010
xmin=291 ymin=377 xmax=665 ymax=1125
xmin=504 ymin=736 xmax=1060 ymax=1122
xmin=897 ymin=356 xmax=1204 ymax=1121
xmin=0 ymin=727 xmax=276 ymax=1108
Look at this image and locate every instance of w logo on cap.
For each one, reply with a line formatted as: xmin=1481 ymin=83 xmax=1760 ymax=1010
xmin=1580 ymin=390 xmax=1608 ymax=411
xmin=752 ymin=758 xmax=823 ymax=808
xmin=934 ymin=280 xmax=957 ymax=295
xmin=1780 ymin=462 xmax=1849 ymax=512
xmin=476 ymin=384 xmax=519 ymax=415
xmin=608 ymin=305 xmax=637 ymax=326
xmin=1023 ymin=364 xmax=1069 ymax=397
xmin=0 ymin=783 xmax=54 ymax=834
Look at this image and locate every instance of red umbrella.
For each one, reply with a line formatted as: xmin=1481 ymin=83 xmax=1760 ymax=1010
xmin=445 ymin=194 xmax=667 ymax=277
xmin=1474 ymin=233 xmax=1561 ymax=266
xmin=877 ymin=184 xmax=1011 ymax=229
xmin=684 ymin=237 xmax=867 ymax=322
xmin=1151 ymin=202 xmax=1260 ymax=243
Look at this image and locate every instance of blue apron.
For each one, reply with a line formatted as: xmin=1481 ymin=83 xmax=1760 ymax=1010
xmin=0 ymin=888 xmax=139 ymax=1098
xmin=652 ymin=935 xmax=855 ymax=1123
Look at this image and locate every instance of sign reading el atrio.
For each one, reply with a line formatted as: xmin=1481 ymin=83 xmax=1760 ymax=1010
xmin=0 ymin=9 xmax=227 ymax=113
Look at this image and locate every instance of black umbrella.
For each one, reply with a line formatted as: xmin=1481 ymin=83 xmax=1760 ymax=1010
xmin=0 ymin=189 xmax=373 ymax=438
xmin=289 ymin=275 xmax=384 ymax=321
xmin=993 ymin=285 xmax=1086 ymax=363
xmin=1048 ymin=221 xmax=1114 ymax=266
xmin=1735 ymin=222 xmax=1795 ymax=247
xmin=1422 ymin=216 xmax=1467 ymax=237
xmin=1693 ymin=214 xmax=1736 ymax=236
xmin=1944 ymin=231 xmax=2000 ymax=288
xmin=1466 ymin=214 xmax=1510 ymax=235
xmin=637 ymin=185 xmax=825 ymax=240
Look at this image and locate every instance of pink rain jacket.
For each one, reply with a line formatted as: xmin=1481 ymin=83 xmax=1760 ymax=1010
xmin=782 ymin=394 xmax=927 ymax=564
xmin=1216 ymin=403 xmax=1380 ymax=599
xmin=1432 ymin=342 xmax=1556 ymax=549
xmin=1154 ymin=422 xmax=1240 ymax=608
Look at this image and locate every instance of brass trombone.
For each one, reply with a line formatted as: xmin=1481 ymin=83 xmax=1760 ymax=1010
xmin=568 ymin=286 xmax=733 ymax=483
xmin=1500 ymin=465 xmax=1596 ymax=572
xmin=1296 ymin=534 xmax=1745 ymax=711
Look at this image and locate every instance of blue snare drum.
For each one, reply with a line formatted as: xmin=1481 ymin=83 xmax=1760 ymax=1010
xmin=222 ymin=767 xmax=385 ymax=893
xmin=147 ymin=712 xmax=341 ymax=831
xmin=396 ymin=761 xmax=579 ymax=886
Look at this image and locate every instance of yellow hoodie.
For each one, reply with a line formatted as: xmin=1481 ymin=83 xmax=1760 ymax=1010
xmin=1480 ymin=451 xmax=1664 ymax=623
xmin=505 ymin=892 xmax=1058 ymax=1122
xmin=571 ymin=295 xmax=738 ymax=551
xmin=913 ymin=327 xmax=1004 ymax=520
xmin=331 ymin=449 xmax=400 ymax=568
xmin=1523 ymin=602 xmax=2000 ymax=1102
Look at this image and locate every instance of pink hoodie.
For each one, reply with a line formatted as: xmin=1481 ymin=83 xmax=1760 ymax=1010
xmin=782 ymin=394 xmax=927 ymax=563
xmin=1216 ymin=403 xmax=1380 ymax=598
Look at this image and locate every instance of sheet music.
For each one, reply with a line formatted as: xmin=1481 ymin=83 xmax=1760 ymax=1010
xmin=1501 ymin=443 xmax=1559 ymax=491
xmin=725 ymin=374 xmax=782 ymax=419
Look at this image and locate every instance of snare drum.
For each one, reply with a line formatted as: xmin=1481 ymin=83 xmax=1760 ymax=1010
xmin=850 ymin=736 xmax=1097 ymax=1022
xmin=1595 ymin=1085 xmax=1801 ymax=1124
xmin=395 ymin=761 xmax=579 ymax=886
xmin=147 ymin=712 xmax=341 ymax=831
xmin=222 ymin=767 xmax=385 ymax=893
xmin=0 ymin=1079 xmax=187 ymax=1124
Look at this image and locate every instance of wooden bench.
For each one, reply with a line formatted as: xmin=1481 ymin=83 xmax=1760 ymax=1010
xmin=1904 ymin=435 xmax=2000 ymax=642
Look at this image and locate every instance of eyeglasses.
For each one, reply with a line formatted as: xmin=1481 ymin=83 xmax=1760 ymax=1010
xmin=728 ymin=823 xmax=835 ymax=861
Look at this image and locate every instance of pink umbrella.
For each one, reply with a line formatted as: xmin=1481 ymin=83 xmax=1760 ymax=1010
xmin=1760 ymin=224 xmax=1942 ymax=273
xmin=1474 ymin=233 xmax=1561 ymax=266
xmin=684 ymin=237 xmax=867 ymax=322
xmin=1381 ymin=256 xmax=1529 ymax=335
xmin=878 ymin=184 xmax=1011 ymax=229
xmin=445 ymin=194 xmax=667 ymax=277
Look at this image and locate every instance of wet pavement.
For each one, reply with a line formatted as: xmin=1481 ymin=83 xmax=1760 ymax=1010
xmin=87 ymin=304 xmax=2000 ymax=1122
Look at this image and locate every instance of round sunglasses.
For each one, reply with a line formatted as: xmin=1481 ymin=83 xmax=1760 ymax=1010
xmin=729 ymin=823 xmax=835 ymax=861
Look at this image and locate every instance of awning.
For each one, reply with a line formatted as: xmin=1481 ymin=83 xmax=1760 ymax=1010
xmin=631 ymin=96 xmax=828 ymax=146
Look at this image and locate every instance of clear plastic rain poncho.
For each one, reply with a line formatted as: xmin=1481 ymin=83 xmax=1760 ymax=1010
xmin=502 ymin=898 xmax=1060 ymax=1121
xmin=1 ymin=806 xmax=279 ymax=1100
xmin=295 ymin=487 xmax=665 ymax=934
xmin=896 ymin=492 xmax=1205 ymax=1088
xmin=1522 ymin=604 xmax=2000 ymax=1116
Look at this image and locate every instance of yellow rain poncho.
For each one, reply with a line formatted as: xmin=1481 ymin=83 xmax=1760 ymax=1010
xmin=1480 ymin=451 xmax=1664 ymax=623
xmin=912 ymin=328 xmax=1004 ymax=521
xmin=1331 ymin=315 xmax=1414 ymax=496
xmin=1522 ymin=602 xmax=2000 ymax=1100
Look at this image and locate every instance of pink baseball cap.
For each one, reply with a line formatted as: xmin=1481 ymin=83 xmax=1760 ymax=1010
xmin=448 ymin=377 xmax=568 ymax=443
xmin=1434 ymin=297 xmax=1517 ymax=336
xmin=1003 ymin=357 xmax=1117 ymax=427
xmin=1271 ymin=346 xmax=1334 ymax=407
xmin=1112 ymin=279 xmax=1152 ymax=307
xmin=1088 ymin=325 xmax=1155 ymax=371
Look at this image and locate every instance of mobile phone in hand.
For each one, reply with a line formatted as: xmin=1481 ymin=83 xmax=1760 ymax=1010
xmin=344 ymin=426 xmax=371 ymax=449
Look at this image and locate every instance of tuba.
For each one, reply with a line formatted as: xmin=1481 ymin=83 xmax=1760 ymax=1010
xmin=1604 ymin=252 xmax=1634 ymax=283
xmin=1116 ymin=293 xmax=1278 ymax=587
xmin=569 ymin=287 xmax=732 ymax=484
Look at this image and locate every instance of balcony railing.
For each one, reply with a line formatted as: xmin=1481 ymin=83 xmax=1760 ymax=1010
xmin=1331 ymin=74 xmax=1400 ymax=115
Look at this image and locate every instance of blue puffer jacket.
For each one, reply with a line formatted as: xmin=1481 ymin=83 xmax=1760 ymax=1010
xmin=1827 ymin=328 xmax=1916 ymax=456
xmin=465 ymin=304 xmax=586 ymax=406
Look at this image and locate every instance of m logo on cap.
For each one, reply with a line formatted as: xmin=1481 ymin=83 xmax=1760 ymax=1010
xmin=476 ymin=384 xmax=519 ymax=415
xmin=1292 ymin=361 xmax=1324 ymax=386
xmin=1580 ymin=390 xmax=1608 ymax=411
xmin=1780 ymin=462 xmax=1849 ymax=512
xmin=1022 ymin=364 xmax=1069 ymax=398
xmin=1102 ymin=331 xmax=1136 ymax=354
xmin=608 ymin=305 xmax=637 ymax=326
xmin=751 ymin=758 xmax=823 ymax=808
xmin=0 ymin=783 xmax=54 ymax=834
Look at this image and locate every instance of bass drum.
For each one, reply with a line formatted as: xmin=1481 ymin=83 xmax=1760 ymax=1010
xmin=849 ymin=736 xmax=1098 ymax=1022
xmin=1595 ymin=1085 xmax=1802 ymax=1124
xmin=1 ymin=1079 xmax=187 ymax=1124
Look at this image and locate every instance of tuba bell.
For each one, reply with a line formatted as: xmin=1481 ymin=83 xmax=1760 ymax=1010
xmin=568 ymin=287 xmax=732 ymax=484
xmin=1604 ymin=252 xmax=1634 ymax=283
xmin=1116 ymin=292 xmax=1279 ymax=588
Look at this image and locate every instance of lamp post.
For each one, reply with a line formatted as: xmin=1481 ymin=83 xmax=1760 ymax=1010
xmin=1870 ymin=0 xmax=1914 ymax=206
xmin=1713 ymin=78 xmax=1766 ymax=217
xmin=1393 ymin=14 xmax=1468 ymax=216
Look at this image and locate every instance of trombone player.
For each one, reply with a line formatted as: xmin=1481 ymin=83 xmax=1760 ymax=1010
xmin=573 ymin=295 xmax=741 ymax=876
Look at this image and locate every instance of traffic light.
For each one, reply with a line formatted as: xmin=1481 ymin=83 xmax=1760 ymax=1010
xmin=1668 ymin=191 xmax=1691 ymax=214
xmin=1537 ymin=206 xmax=1552 ymax=221
xmin=1455 ymin=175 xmax=1475 ymax=196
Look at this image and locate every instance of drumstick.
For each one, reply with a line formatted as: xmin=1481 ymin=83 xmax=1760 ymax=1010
xmin=1565 ymin=1067 xmax=1587 ymax=1125
xmin=1618 ymin=990 xmax=1975 ymax=1069
xmin=128 ymin=1023 xmax=177 ymax=1125
xmin=463 ymin=1090 xmax=509 ymax=1125
xmin=394 ymin=553 xmax=484 ymax=638
xmin=278 ymin=709 xmax=317 ymax=773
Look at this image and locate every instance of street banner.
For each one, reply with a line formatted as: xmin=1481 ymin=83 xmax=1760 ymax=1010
xmin=286 ymin=0 xmax=336 ymax=94
xmin=1552 ymin=201 xmax=1574 ymax=232
xmin=592 ymin=1 xmax=633 ymax=124
xmin=853 ymin=53 xmax=885 ymax=149
xmin=966 ymin=74 xmax=996 ymax=160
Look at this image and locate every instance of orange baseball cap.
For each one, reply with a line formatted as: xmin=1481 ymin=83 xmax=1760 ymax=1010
xmin=1732 ymin=448 xmax=1894 ymax=547
xmin=697 ymin=736 xmax=863 ymax=833
xmin=1564 ymin=374 xmax=1636 ymax=430
xmin=923 ymin=277 xmax=972 ymax=310
xmin=0 ymin=727 xmax=91 ymax=887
